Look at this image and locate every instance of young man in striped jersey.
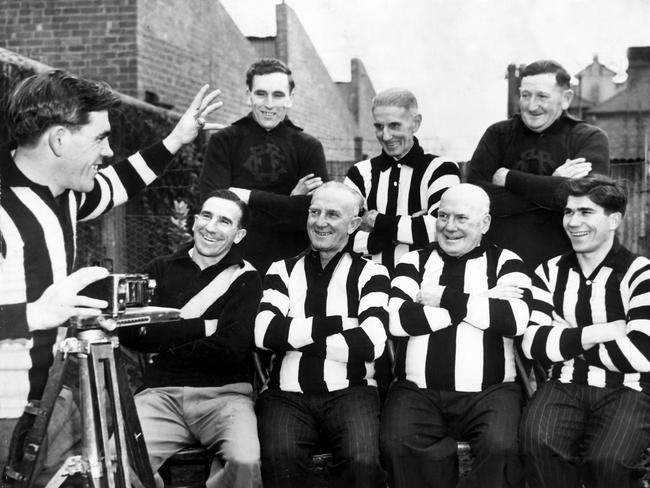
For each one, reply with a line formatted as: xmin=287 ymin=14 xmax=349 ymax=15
xmin=0 ymin=70 xmax=221 ymax=482
xmin=521 ymin=175 xmax=650 ymax=488
xmin=381 ymin=183 xmax=532 ymax=488
xmin=255 ymin=181 xmax=390 ymax=487
xmin=119 ymin=190 xmax=261 ymax=488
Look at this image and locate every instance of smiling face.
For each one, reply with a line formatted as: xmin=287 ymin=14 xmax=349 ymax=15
xmin=436 ymin=185 xmax=491 ymax=258
xmin=248 ymin=72 xmax=293 ymax=131
xmin=52 ymin=110 xmax=113 ymax=196
xmin=307 ymin=185 xmax=362 ymax=261
xmin=372 ymin=105 xmax=421 ymax=160
xmin=519 ymin=73 xmax=572 ymax=133
xmin=563 ymin=195 xmax=619 ymax=256
xmin=192 ymin=197 xmax=247 ymax=267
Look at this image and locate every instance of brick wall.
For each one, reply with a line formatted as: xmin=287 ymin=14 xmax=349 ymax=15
xmin=275 ymin=3 xmax=359 ymax=162
xmin=137 ymin=0 xmax=258 ymax=125
xmin=588 ymin=114 xmax=650 ymax=161
xmin=1 ymin=0 xmax=377 ymax=169
xmin=350 ymin=58 xmax=381 ymax=159
xmin=1 ymin=0 xmax=138 ymax=95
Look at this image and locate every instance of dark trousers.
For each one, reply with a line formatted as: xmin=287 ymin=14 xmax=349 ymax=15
xmin=520 ymin=380 xmax=650 ymax=488
xmin=380 ymin=380 xmax=524 ymax=488
xmin=256 ymin=386 xmax=385 ymax=488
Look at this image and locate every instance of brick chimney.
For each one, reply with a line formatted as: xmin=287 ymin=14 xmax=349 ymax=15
xmin=626 ymin=46 xmax=650 ymax=88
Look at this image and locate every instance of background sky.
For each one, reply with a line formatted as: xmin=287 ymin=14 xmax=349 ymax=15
xmin=221 ymin=0 xmax=650 ymax=161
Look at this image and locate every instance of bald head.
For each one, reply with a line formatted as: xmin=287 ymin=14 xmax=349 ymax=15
xmin=436 ymin=184 xmax=491 ymax=257
xmin=441 ymin=184 xmax=490 ymax=214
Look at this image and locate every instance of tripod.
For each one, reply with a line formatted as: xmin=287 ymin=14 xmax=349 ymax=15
xmin=4 ymin=324 xmax=155 ymax=488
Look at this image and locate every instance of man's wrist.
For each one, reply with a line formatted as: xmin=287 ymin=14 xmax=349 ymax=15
xmin=162 ymin=132 xmax=184 ymax=155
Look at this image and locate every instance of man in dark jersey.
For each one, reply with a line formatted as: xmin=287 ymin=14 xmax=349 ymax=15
xmin=199 ymin=58 xmax=328 ymax=273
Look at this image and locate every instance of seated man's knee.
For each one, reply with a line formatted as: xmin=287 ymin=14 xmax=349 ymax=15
xmin=582 ymin=450 xmax=629 ymax=480
xmin=380 ymin=424 xmax=410 ymax=459
xmin=519 ymin=412 xmax=547 ymax=457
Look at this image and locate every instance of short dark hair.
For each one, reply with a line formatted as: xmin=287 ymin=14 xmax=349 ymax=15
xmin=245 ymin=58 xmax=295 ymax=92
xmin=203 ymin=189 xmax=249 ymax=228
xmin=557 ymin=174 xmax=627 ymax=215
xmin=7 ymin=70 xmax=120 ymax=146
xmin=521 ymin=60 xmax=571 ymax=89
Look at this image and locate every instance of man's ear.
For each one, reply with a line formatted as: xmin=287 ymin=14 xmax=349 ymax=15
xmin=234 ymin=228 xmax=247 ymax=244
xmin=561 ymin=89 xmax=574 ymax=110
xmin=480 ymin=213 xmax=492 ymax=235
xmin=245 ymin=88 xmax=253 ymax=107
xmin=348 ymin=216 xmax=362 ymax=234
xmin=48 ymin=126 xmax=67 ymax=157
xmin=608 ymin=211 xmax=622 ymax=231
xmin=287 ymin=88 xmax=295 ymax=108
xmin=412 ymin=113 xmax=422 ymax=132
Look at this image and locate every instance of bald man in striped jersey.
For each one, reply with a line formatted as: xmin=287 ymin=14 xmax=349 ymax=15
xmin=521 ymin=175 xmax=650 ymax=488
xmin=381 ymin=184 xmax=531 ymax=488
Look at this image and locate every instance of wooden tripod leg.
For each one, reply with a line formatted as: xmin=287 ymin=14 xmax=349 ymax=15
xmin=16 ymin=351 xmax=70 ymax=488
xmin=113 ymin=348 xmax=155 ymax=488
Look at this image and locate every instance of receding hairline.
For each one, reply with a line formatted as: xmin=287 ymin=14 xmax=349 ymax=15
xmin=312 ymin=181 xmax=365 ymax=216
xmin=372 ymin=88 xmax=419 ymax=114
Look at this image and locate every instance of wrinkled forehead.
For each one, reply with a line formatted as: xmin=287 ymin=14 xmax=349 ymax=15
xmin=201 ymin=197 xmax=243 ymax=220
xmin=311 ymin=188 xmax=358 ymax=215
xmin=440 ymin=186 xmax=489 ymax=215
xmin=520 ymin=73 xmax=562 ymax=93
xmin=372 ymin=104 xmax=414 ymax=122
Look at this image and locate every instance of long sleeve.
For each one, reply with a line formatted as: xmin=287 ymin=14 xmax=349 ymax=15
xmin=128 ymin=259 xmax=262 ymax=368
xmin=78 ymin=142 xmax=174 ymax=221
xmin=160 ymin=272 xmax=261 ymax=367
xmin=245 ymin=137 xmax=328 ymax=230
xmin=389 ymin=252 xmax=453 ymax=337
xmin=255 ymin=259 xmax=389 ymax=363
xmin=467 ymin=126 xmax=538 ymax=217
xmin=1 ymin=142 xmax=174 ymax=339
xmin=373 ymin=159 xmax=460 ymax=247
xmin=198 ymin=131 xmax=232 ymax=199
xmin=298 ymin=264 xmax=389 ymax=363
xmin=505 ymin=127 xmax=610 ymax=209
xmin=521 ymin=263 xmax=585 ymax=364
xmin=439 ymin=250 xmax=531 ymax=336
xmin=581 ymin=259 xmax=650 ymax=374
xmin=390 ymin=248 xmax=531 ymax=338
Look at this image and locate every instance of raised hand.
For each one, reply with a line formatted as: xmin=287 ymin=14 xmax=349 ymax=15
xmin=163 ymin=84 xmax=224 ymax=154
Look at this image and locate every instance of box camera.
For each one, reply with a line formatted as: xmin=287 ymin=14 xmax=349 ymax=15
xmin=80 ymin=273 xmax=156 ymax=317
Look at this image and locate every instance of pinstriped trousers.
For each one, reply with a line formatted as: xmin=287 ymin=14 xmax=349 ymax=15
xmin=520 ymin=380 xmax=650 ymax=488
xmin=257 ymin=386 xmax=385 ymax=488
xmin=380 ymin=380 xmax=524 ymax=488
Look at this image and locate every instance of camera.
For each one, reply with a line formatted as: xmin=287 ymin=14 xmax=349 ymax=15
xmin=80 ymin=273 xmax=156 ymax=317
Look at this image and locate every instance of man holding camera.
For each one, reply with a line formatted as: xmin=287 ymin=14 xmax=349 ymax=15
xmin=120 ymin=189 xmax=262 ymax=488
xmin=0 ymin=69 xmax=221 ymax=481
